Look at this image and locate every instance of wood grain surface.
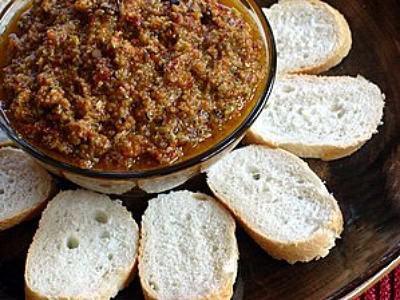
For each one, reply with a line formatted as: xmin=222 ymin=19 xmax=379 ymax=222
xmin=0 ymin=0 xmax=399 ymax=299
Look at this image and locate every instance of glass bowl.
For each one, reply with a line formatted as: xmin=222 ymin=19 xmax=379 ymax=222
xmin=0 ymin=0 xmax=276 ymax=194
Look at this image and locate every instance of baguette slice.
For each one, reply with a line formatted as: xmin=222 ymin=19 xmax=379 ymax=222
xmin=0 ymin=147 xmax=55 ymax=230
xmin=263 ymin=0 xmax=352 ymax=74
xmin=246 ymin=75 xmax=385 ymax=160
xmin=25 ymin=189 xmax=139 ymax=300
xmin=139 ymin=191 xmax=238 ymax=300
xmin=207 ymin=145 xmax=343 ymax=264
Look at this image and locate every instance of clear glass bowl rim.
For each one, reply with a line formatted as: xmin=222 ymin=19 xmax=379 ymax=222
xmin=0 ymin=0 xmax=277 ymax=179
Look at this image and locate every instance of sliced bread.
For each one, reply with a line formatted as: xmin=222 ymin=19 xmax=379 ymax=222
xmin=206 ymin=145 xmax=343 ymax=264
xmin=0 ymin=146 xmax=55 ymax=230
xmin=263 ymin=0 xmax=352 ymax=74
xmin=139 ymin=190 xmax=238 ymax=300
xmin=25 ymin=189 xmax=139 ymax=300
xmin=246 ymin=75 xmax=385 ymax=160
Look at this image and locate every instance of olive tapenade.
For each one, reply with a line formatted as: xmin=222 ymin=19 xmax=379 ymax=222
xmin=0 ymin=0 xmax=265 ymax=170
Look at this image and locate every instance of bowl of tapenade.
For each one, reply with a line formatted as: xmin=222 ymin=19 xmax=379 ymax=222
xmin=0 ymin=0 xmax=276 ymax=194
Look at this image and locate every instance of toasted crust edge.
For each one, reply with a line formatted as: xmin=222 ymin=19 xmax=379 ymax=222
xmin=277 ymin=0 xmax=352 ymax=75
xmin=245 ymin=74 xmax=385 ymax=160
xmin=208 ymin=183 xmax=344 ymax=264
xmin=138 ymin=194 xmax=238 ymax=300
xmin=24 ymin=261 xmax=137 ymax=300
xmin=244 ymin=129 xmax=366 ymax=161
xmin=0 ymin=182 xmax=57 ymax=231
xmin=0 ymin=144 xmax=58 ymax=231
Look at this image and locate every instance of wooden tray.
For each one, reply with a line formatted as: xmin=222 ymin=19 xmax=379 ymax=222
xmin=0 ymin=0 xmax=399 ymax=299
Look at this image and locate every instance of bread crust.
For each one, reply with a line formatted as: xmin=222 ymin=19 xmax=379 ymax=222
xmin=25 ymin=254 xmax=138 ymax=300
xmin=245 ymin=74 xmax=384 ymax=160
xmin=138 ymin=195 xmax=238 ymax=300
xmin=274 ymin=0 xmax=352 ymax=75
xmin=244 ymin=128 xmax=366 ymax=161
xmin=141 ymin=276 xmax=236 ymax=300
xmin=0 ymin=145 xmax=58 ymax=231
xmin=0 ymin=139 xmax=14 ymax=148
xmin=25 ymin=260 xmax=137 ymax=300
xmin=206 ymin=145 xmax=344 ymax=264
xmin=0 ymin=182 xmax=57 ymax=231
xmin=24 ymin=191 xmax=140 ymax=300
xmin=209 ymin=184 xmax=343 ymax=264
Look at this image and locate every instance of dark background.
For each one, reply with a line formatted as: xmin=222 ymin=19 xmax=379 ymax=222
xmin=0 ymin=0 xmax=399 ymax=299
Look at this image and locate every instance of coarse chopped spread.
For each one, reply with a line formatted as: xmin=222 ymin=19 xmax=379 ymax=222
xmin=1 ymin=0 xmax=265 ymax=170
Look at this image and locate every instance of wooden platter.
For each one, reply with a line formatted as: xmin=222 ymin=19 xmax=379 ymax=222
xmin=0 ymin=0 xmax=399 ymax=299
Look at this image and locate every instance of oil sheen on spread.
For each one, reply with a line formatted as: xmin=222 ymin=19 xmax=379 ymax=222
xmin=0 ymin=0 xmax=266 ymax=170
